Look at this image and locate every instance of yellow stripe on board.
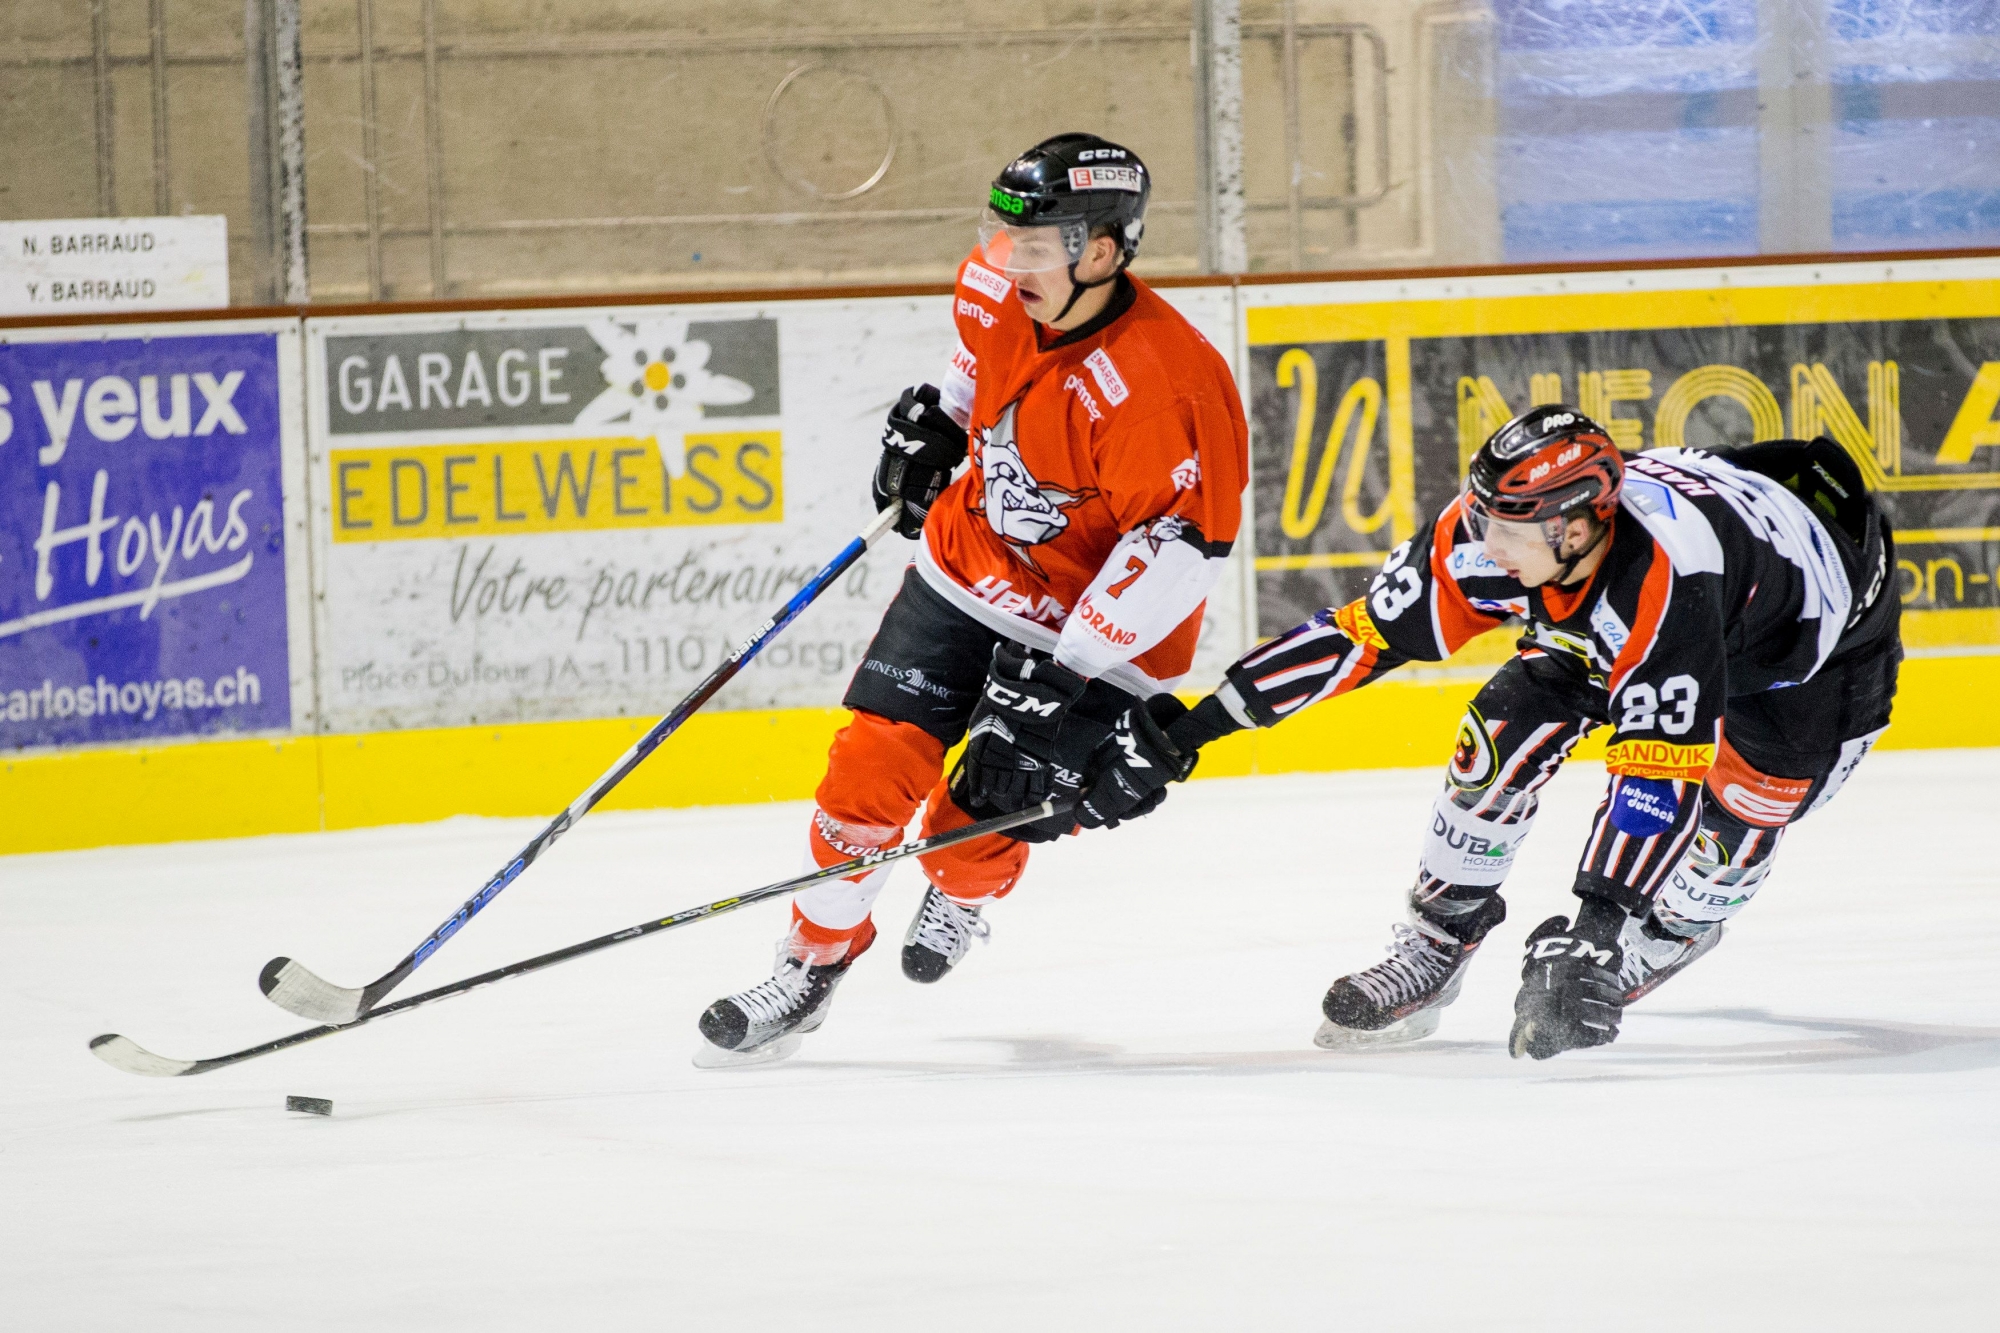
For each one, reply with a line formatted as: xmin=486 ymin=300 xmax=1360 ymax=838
xmin=4 ymin=650 xmax=1997 ymax=855
xmin=1896 ymin=527 xmax=2000 ymax=543
xmin=1253 ymin=551 xmax=1387 ymax=571
xmin=1900 ymin=607 xmax=2000 ymax=650
xmin=1244 ymin=279 xmax=2000 ymax=345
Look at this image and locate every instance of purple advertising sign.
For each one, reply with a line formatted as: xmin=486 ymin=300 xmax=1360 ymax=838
xmin=0 ymin=331 xmax=291 ymax=749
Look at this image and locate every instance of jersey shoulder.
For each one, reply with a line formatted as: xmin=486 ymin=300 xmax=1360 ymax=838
xmin=952 ymin=250 xmax=1030 ymax=345
xmin=1619 ymin=450 xmax=1733 ymax=575
xmin=1093 ymin=278 xmax=1236 ymax=413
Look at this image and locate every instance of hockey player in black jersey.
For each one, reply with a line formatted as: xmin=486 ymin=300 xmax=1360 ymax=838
xmin=1077 ymin=405 xmax=1901 ymax=1059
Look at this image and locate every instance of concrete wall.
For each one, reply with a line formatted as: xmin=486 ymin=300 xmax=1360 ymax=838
xmin=5 ymin=0 xmax=1475 ymax=301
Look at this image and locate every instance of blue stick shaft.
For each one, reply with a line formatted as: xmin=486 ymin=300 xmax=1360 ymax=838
xmin=369 ymin=504 xmax=903 ymax=1002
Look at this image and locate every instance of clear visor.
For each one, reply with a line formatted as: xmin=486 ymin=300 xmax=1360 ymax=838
xmin=1465 ymin=489 xmax=1566 ymax=553
xmin=1461 ymin=488 xmax=1495 ymax=541
xmin=977 ymin=211 xmax=1085 ymax=275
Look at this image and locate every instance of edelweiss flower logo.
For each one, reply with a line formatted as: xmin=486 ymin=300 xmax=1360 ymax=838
xmin=576 ymin=317 xmax=754 ymax=475
xmin=970 ymin=404 xmax=1096 ymax=575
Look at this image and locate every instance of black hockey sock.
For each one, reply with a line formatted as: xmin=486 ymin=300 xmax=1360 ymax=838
xmin=1572 ymin=893 xmax=1627 ymax=946
xmin=1412 ymin=882 xmax=1507 ymax=947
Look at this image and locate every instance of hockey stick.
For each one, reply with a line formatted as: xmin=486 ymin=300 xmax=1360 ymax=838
xmin=260 ymin=503 xmax=906 ymax=1026
xmin=93 ymin=798 xmax=1069 ymax=1078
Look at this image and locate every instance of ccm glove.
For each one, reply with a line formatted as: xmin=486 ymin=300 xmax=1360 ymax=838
xmin=872 ymin=384 xmax=968 ymax=540
xmin=1076 ymin=695 xmax=1199 ymax=830
xmin=1076 ymin=691 xmax=1242 ymax=831
xmin=1509 ymin=901 xmax=1626 ymax=1060
xmin=951 ymin=641 xmax=1087 ymax=833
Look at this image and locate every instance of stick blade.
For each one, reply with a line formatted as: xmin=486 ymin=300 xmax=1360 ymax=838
xmin=90 ymin=1033 xmax=199 ymax=1078
xmin=260 ymin=957 xmax=366 ymax=1025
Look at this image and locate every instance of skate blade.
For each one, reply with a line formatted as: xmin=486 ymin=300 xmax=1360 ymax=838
xmin=1621 ymin=924 xmax=1725 ymax=1005
xmin=1313 ymin=1006 xmax=1442 ymax=1051
xmin=691 ymin=1033 xmax=802 ymax=1071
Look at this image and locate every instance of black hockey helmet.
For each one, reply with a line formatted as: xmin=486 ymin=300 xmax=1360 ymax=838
xmin=1465 ymin=405 xmax=1624 ymax=531
xmin=1464 ymin=405 xmax=1623 ymax=578
xmin=986 ymin=133 xmax=1150 ymax=266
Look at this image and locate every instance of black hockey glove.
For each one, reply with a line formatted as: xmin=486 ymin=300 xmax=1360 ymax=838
xmin=950 ymin=641 xmax=1087 ymax=842
xmin=1075 ymin=695 xmax=1198 ymax=830
xmin=872 ymin=384 xmax=967 ymax=540
xmin=1509 ymin=905 xmax=1626 ymax=1060
xmin=1076 ymin=692 xmax=1242 ymax=831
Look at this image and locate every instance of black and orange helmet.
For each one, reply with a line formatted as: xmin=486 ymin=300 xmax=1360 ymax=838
xmin=1464 ymin=405 xmax=1623 ymax=535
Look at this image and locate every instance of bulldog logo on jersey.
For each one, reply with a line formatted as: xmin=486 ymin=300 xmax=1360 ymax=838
xmin=970 ymin=402 xmax=1096 ymax=574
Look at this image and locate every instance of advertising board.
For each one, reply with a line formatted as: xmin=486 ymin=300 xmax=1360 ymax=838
xmin=0 ymin=319 xmax=312 ymax=751
xmin=304 ymin=289 xmax=1251 ymax=733
xmin=1239 ymin=258 xmax=2000 ymax=644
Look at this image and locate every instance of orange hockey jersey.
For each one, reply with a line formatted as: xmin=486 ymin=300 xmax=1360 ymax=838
xmin=917 ymin=251 xmax=1248 ymax=693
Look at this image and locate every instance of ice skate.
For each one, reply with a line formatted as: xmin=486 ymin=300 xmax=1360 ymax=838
xmin=695 ymin=941 xmax=861 ymax=1069
xmin=1617 ymin=912 xmax=1724 ymax=1004
xmin=900 ymin=884 xmax=990 ymax=983
xmin=1315 ymin=920 xmax=1479 ymax=1050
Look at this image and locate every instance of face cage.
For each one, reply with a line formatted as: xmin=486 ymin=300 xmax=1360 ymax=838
xmin=977 ymin=211 xmax=1088 ymax=276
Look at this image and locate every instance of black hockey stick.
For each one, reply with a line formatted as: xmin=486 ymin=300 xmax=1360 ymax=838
xmin=92 ymin=798 xmax=1067 ymax=1078
xmin=259 ymin=503 xmax=905 ymax=1027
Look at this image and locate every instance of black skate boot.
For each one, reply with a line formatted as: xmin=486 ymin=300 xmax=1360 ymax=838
xmin=1617 ymin=911 xmax=1724 ymax=1004
xmin=901 ymin=884 xmax=990 ymax=983
xmin=1316 ymin=920 xmax=1481 ymax=1049
xmin=695 ymin=929 xmax=869 ymax=1069
xmin=1316 ymin=885 xmax=1503 ymax=1050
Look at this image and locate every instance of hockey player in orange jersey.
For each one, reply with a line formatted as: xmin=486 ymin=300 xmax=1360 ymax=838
xmin=695 ymin=133 xmax=1248 ymax=1065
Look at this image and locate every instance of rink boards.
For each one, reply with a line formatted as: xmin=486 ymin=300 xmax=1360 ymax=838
xmin=5 ymin=254 xmax=2000 ymax=852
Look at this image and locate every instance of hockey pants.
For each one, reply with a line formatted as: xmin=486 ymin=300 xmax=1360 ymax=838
xmin=790 ymin=568 xmax=1142 ymax=963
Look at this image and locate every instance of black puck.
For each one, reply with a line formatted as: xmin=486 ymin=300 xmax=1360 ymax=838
xmin=286 ymin=1095 xmax=333 ymax=1116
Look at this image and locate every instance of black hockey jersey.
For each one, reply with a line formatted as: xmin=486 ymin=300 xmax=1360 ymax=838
xmin=1214 ymin=442 xmax=1895 ymax=905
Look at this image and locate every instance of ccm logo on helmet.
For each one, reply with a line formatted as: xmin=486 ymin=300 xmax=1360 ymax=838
xmin=1077 ymin=148 xmax=1128 ymax=161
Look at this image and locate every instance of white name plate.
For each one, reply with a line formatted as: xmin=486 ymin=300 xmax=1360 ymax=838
xmin=0 ymin=216 xmax=230 ymax=317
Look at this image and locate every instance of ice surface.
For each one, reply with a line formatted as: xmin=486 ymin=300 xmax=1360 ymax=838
xmin=5 ymin=752 xmax=1998 ymax=1329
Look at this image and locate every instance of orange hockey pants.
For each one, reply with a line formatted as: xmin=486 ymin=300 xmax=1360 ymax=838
xmin=789 ymin=709 xmax=1028 ymax=958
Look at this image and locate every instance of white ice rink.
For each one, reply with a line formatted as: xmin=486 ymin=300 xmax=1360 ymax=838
xmin=5 ymin=751 xmax=1998 ymax=1330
